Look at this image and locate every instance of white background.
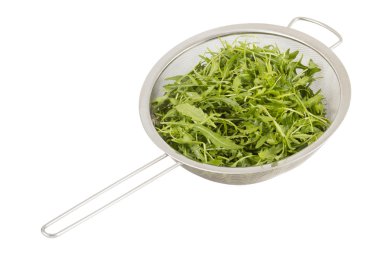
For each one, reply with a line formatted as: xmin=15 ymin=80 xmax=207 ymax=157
xmin=1 ymin=0 xmax=379 ymax=252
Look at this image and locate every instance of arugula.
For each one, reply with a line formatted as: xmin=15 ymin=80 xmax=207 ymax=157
xmin=152 ymin=39 xmax=330 ymax=167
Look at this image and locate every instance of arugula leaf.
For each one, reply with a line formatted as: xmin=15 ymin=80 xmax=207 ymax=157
xmin=192 ymin=124 xmax=242 ymax=150
xmin=175 ymin=103 xmax=216 ymax=127
xmin=175 ymin=103 xmax=208 ymax=123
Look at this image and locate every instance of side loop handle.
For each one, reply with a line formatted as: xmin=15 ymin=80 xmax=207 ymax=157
xmin=288 ymin=17 xmax=343 ymax=49
xmin=41 ymin=154 xmax=181 ymax=238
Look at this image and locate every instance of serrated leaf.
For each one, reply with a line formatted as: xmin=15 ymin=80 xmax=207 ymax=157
xmin=232 ymin=76 xmax=241 ymax=93
xmin=175 ymin=103 xmax=208 ymax=123
xmin=256 ymin=135 xmax=268 ymax=149
xmin=193 ymin=124 xmax=242 ymax=150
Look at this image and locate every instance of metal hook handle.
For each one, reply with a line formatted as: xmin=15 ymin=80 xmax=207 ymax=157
xmin=41 ymin=154 xmax=181 ymax=238
xmin=288 ymin=17 xmax=343 ymax=49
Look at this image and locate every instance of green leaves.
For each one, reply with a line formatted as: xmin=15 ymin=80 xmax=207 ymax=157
xmin=152 ymin=38 xmax=330 ymax=167
xmin=232 ymin=76 xmax=242 ymax=93
xmin=193 ymin=124 xmax=242 ymax=150
xmin=175 ymin=103 xmax=216 ymax=127
xmin=175 ymin=103 xmax=208 ymax=123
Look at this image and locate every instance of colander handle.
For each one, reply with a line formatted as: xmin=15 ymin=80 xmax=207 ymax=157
xmin=288 ymin=17 xmax=343 ymax=49
xmin=41 ymin=154 xmax=181 ymax=238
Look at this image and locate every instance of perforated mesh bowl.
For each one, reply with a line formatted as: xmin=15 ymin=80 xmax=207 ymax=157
xmin=140 ymin=20 xmax=350 ymax=185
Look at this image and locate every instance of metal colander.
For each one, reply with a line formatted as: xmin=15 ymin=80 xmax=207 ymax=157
xmin=42 ymin=17 xmax=351 ymax=238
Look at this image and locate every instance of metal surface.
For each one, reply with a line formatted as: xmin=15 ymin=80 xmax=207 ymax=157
xmin=42 ymin=17 xmax=351 ymax=237
xmin=288 ymin=17 xmax=343 ymax=49
xmin=41 ymin=154 xmax=181 ymax=238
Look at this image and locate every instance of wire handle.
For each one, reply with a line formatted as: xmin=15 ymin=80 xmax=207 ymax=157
xmin=288 ymin=17 xmax=343 ymax=49
xmin=41 ymin=154 xmax=181 ymax=238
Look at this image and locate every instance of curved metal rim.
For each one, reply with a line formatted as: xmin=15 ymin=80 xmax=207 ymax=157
xmin=139 ymin=23 xmax=351 ymax=175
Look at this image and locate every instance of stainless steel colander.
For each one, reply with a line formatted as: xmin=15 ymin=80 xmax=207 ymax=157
xmin=41 ymin=17 xmax=351 ymax=238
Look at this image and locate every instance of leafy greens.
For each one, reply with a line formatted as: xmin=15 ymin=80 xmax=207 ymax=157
xmin=151 ymin=39 xmax=330 ymax=167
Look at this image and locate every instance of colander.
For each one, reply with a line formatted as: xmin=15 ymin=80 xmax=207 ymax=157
xmin=41 ymin=17 xmax=351 ymax=238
